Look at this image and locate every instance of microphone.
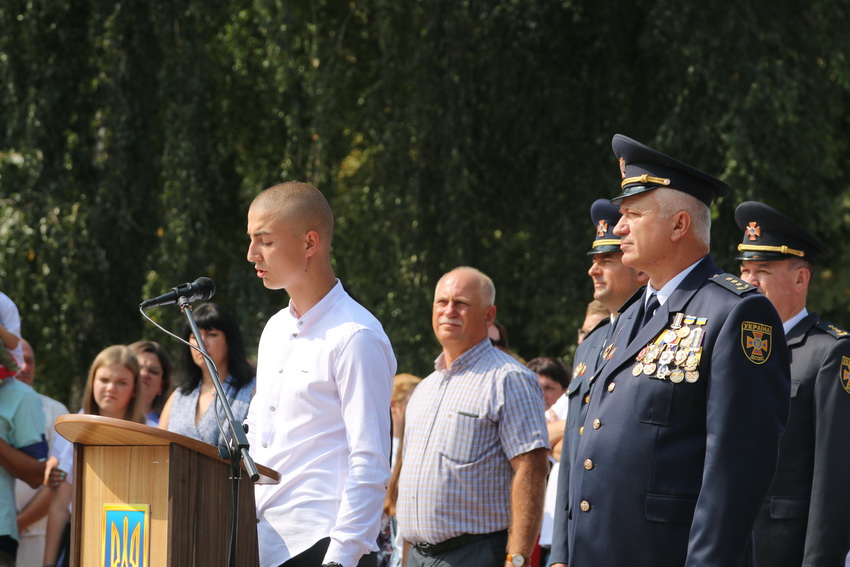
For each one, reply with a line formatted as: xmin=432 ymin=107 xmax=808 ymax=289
xmin=140 ymin=277 xmax=216 ymax=309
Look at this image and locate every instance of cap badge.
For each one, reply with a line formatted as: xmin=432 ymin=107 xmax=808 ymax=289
xmin=746 ymin=222 xmax=761 ymax=241
xmin=596 ymin=220 xmax=608 ymax=237
xmin=619 ymin=156 xmax=626 ymax=179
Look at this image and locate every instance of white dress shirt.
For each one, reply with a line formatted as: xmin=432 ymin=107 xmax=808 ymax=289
xmin=247 ymin=281 xmax=396 ymax=567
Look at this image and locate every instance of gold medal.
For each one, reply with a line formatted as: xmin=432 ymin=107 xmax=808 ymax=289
xmin=685 ymin=370 xmax=699 ymax=383
xmin=643 ymin=362 xmax=657 ymax=375
xmin=669 ymin=369 xmax=685 ymax=383
xmin=674 ymin=349 xmax=688 ymax=366
xmin=632 ymin=363 xmax=644 ymax=376
xmin=637 ymin=347 xmax=648 ymax=362
xmin=656 ymin=365 xmax=670 ymax=379
xmin=677 ymin=326 xmax=691 ymax=339
xmin=663 ymin=330 xmax=678 ymax=344
xmin=659 ymin=349 xmax=675 ymax=365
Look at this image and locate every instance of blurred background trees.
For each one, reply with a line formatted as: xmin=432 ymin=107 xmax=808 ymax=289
xmin=1 ymin=0 xmax=849 ymax=406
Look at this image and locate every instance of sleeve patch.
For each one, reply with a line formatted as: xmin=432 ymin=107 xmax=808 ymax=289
xmin=742 ymin=321 xmax=772 ymax=364
xmin=841 ymin=357 xmax=850 ymax=395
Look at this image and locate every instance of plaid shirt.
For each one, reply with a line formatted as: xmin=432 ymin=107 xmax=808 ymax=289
xmin=397 ymin=339 xmax=549 ymax=543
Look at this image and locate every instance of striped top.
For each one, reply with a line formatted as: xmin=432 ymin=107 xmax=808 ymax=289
xmin=397 ymin=339 xmax=548 ymax=543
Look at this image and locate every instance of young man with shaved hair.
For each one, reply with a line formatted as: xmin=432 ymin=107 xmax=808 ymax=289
xmin=246 ymin=182 xmax=396 ymax=567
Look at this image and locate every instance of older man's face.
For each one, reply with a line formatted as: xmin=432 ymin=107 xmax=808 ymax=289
xmin=432 ymin=271 xmax=494 ymax=354
xmin=614 ymin=192 xmax=674 ymax=272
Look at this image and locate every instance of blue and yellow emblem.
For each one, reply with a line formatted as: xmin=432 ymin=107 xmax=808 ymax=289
xmin=841 ymin=357 xmax=850 ymax=395
xmin=742 ymin=321 xmax=772 ymax=364
xmin=102 ymin=504 xmax=149 ymax=567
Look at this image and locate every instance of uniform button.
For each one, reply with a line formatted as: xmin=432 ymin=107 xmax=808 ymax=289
xmin=279 ymin=369 xmax=284 ymax=373
xmin=579 ymin=426 xmax=584 ymax=435
xmin=291 ymin=333 xmax=298 ymax=337
xmin=592 ymin=419 xmax=602 ymax=430
xmin=584 ymin=394 xmax=590 ymax=404
xmin=262 ymin=443 xmax=268 ymax=448
xmin=297 ymin=321 xmax=303 ymax=326
xmin=584 ymin=458 xmax=594 ymax=470
xmin=270 ymin=406 xmax=276 ymax=412
xmin=608 ymin=382 xmax=616 ymax=392
xmin=580 ymin=500 xmax=591 ymax=512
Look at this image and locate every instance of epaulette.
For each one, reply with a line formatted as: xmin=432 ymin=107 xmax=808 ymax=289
xmin=710 ymin=273 xmax=755 ymax=295
xmin=814 ymin=320 xmax=850 ymax=339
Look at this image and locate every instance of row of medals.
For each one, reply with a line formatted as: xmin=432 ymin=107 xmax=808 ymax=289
xmin=632 ymin=313 xmax=707 ymax=384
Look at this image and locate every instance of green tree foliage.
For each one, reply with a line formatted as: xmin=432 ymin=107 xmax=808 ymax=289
xmin=1 ymin=0 xmax=849 ymax=406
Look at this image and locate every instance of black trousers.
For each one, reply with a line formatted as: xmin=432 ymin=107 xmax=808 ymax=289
xmin=279 ymin=537 xmax=378 ymax=567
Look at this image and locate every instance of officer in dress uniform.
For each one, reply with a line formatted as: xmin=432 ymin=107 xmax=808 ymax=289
xmin=549 ymin=134 xmax=791 ymax=567
xmin=734 ymin=201 xmax=850 ymax=567
xmin=552 ymin=200 xmax=647 ymax=540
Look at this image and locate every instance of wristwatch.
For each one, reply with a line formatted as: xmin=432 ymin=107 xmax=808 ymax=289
xmin=321 ymin=563 xmax=343 ymax=567
xmin=507 ymin=553 xmax=526 ymax=567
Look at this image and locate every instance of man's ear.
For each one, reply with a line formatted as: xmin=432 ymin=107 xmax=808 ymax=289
xmin=485 ymin=305 xmax=497 ymax=327
xmin=795 ymin=265 xmax=811 ymax=291
xmin=304 ymin=230 xmax=320 ymax=257
xmin=670 ymin=210 xmax=692 ymax=242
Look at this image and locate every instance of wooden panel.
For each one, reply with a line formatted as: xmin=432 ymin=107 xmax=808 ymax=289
xmin=78 ymin=445 xmax=170 ymax=567
xmin=167 ymin=444 xmax=260 ymax=566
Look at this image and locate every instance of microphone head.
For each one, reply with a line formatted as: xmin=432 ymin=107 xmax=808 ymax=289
xmin=192 ymin=277 xmax=216 ymax=301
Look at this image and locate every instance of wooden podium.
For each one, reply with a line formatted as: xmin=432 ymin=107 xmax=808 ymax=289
xmin=55 ymin=414 xmax=279 ymax=567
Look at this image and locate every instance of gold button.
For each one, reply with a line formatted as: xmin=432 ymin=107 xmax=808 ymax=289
xmin=608 ymin=382 xmax=616 ymax=392
xmin=579 ymin=426 xmax=584 ymax=435
xmin=580 ymin=500 xmax=591 ymax=512
xmin=592 ymin=419 xmax=601 ymax=430
xmin=584 ymin=458 xmax=594 ymax=470
xmin=584 ymin=394 xmax=590 ymax=404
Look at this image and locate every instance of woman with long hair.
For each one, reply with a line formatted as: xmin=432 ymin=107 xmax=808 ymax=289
xmin=159 ymin=303 xmax=255 ymax=446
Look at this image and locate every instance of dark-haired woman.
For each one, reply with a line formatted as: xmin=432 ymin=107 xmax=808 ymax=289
xmin=159 ymin=303 xmax=255 ymax=446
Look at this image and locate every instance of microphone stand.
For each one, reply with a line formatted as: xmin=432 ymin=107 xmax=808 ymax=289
xmin=178 ymin=297 xmax=259 ymax=567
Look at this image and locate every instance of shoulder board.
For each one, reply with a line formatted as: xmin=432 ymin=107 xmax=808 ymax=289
xmin=710 ymin=273 xmax=755 ymax=296
xmin=814 ymin=320 xmax=850 ymax=339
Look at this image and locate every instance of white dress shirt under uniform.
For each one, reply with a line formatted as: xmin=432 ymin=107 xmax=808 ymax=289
xmin=247 ymin=281 xmax=396 ymax=567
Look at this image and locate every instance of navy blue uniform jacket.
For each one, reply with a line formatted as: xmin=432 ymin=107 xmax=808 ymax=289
xmin=550 ymin=256 xmax=791 ymax=567
xmin=753 ymin=314 xmax=850 ymax=566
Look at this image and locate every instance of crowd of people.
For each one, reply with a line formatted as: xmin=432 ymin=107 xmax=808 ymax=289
xmin=2 ymin=138 xmax=850 ymax=567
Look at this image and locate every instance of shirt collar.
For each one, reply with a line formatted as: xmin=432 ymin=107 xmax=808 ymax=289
xmin=288 ymin=279 xmax=343 ymax=329
xmin=783 ymin=307 xmax=808 ymax=335
xmin=646 ymin=257 xmax=704 ymax=307
xmin=434 ymin=338 xmax=493 ymax=373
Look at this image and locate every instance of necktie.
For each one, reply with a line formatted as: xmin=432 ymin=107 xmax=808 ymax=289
xmin=641 ymin=293 xmax=660 ymax=328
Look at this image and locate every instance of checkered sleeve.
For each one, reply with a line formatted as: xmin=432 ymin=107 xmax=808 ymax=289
xmin=499 ymin=368 xmax=550 ymax=460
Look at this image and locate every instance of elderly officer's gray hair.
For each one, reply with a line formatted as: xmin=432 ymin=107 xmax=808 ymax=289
xmin=655 ymin=187 xmax=711 ymax=247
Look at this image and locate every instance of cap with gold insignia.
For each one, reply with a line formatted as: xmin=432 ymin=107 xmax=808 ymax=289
xmin=734 ymin=201 xmax=831 ymax=263
xmin=588 ymin=199 xmax=623 ymax=255
xmin=610 ymin=134 xmax=732 ymax=206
